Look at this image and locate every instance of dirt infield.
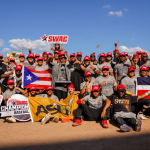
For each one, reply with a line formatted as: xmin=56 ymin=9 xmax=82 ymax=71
xmin=1 ymin=118 xmax=150 ymax=150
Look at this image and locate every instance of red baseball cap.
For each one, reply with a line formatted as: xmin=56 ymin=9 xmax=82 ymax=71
xmin=140 ymin=66 xmax=148 ymax=71
xmin=15 ymin=65 xmax=22 ymax=70
xmin=85 ymin=71 xmax=92 ymax=77
xmin=142 ymin=52 xmax=148 ymax=56
xmin=136 ymin=51 xmax=142 ymax=54
xmin=7 ymin=80 xmax=14 ymax=85
xmin=119 ymin=53 xmax=125 ymax=57
xmin=10 ymin=58 xmax=15 ymax=61
xmin=102 ymin=66 xmax=109 ymax=71
xmin=70 ymin=53 xmax=76 ymax=57
xmin=99 ymin=53 xmax=106 ymax=57
xmin=59 ymin=51 xmax=65 ymax=56
xmin=28 ymin=53 xmax=34 ymax=58
xmin=37 ymin=57 xmax=43 ymax=61
xmin=84 ymin=56 xmax=90 ymax=61
xmin=60 ymin=55 xmax=66 ymax=59
xmin=19 ymin=54 xmax=25 ymax=58
xmin=113 ymin=49 xmax=119 ymax=54
xmin=30 ymin=87 xmax=36 ymax=91
xmin=92 ymin=85 xmax=100 ymax=92
xmin=42 ymin=52 xmax=48 ymax=56
xmin=107 ymin=52 xmax=112 ymax=57
xmin=35 ymin=54 xmax=40 ymax=57
xmin=49 ymin=53 xmax=53 ymax=56
xmin=117 ymin=84 xmax=125 ymax=91
xmin=54 ymin=50 xmax=59 ymax=54
xmin=0 ymin=54 xmax=3 ymax=58
xmin=133 ymin=54 xmax=139 ymax=59
xmin=124 ymin=52 xmax=128 ymax=56
xmin=128 ymin=66 xmax=135 ymax=72
xmin=47 ymin=86 xmax=54 ymax=91
xmin=76 ymin=52 xmax=82 ymax=56
xmin=90 ymin=53 xmax=96 ymax=57
xmin=67 ymin=83 xmax=74 ymax=89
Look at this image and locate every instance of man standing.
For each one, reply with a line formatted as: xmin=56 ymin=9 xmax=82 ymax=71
xmin=67 ymin=53 xmax=85 ymax=91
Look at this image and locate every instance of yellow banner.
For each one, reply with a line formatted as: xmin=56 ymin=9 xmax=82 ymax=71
xmin=28 ymin=94 xmax=78 ymax=122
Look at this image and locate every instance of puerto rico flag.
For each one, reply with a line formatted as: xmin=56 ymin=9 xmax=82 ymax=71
xmin=22 ymin=66 xmax=52 ymax=89
xmin=136 ymin=77 xmax=150 ymax=99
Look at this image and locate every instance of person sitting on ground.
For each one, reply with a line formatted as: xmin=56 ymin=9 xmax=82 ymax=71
xmin=80 ymin=71 xmax=95 ymax=97
xmin=2 ymin=80 xmax=16 ymax=123
xmin=110 ymin=84 xmax=150 ymax=132
xmin=83 ymin=56 xmax=100 ymax=78
xmin=94 ymin=66 xmax=117 ymax=97
xmin=72 ymin=85 xmax=111 ymax=128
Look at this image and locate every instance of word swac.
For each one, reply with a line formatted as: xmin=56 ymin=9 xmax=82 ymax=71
xmin=41 ymin=35 xmax=69 ymax=44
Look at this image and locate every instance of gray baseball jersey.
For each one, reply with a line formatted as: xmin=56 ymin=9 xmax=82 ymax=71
xmin=83 ymin=94 xmax=107 ymax=109
xmin=94 ymin=75 xmax=117 ymax=96
xmin=121 ymin=76 xmax=136 ymax=94
xmin=114 ymin=61 xmax=131 ymax=81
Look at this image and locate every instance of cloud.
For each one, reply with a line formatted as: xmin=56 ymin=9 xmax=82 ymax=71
xmin=108 ymin=11 xmax=123 ymax=17
xmin=123 ymin=8 xmax=129 ymax=11
xmin=103 ymin=5 xmax=110 ymax=8
xmin=9 ymin=39 xmax=51 ymax=52
xmin=0 ymin=39 xmax=4 ymax=47
xmin=2 ymin=48 xmax=11 ymax=52
xmin=118 ymin=46 xmax=149 ymax=56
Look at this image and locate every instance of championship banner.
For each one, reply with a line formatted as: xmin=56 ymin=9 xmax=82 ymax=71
xmin=41 ymin=35 xmax=69 ymax=44
xmin=0 ymin=94 xmax=31 ymax=121
xmin=28 ymin=94 xmax=78 ymax=122
xmin=136 ymin=77 xmax=150 ymax=99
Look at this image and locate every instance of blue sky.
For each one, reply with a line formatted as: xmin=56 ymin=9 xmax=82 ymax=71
xmin=0 ymin=0 xmax=150 ymax=58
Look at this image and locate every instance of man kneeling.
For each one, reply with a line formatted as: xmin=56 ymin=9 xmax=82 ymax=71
xmin=72 ymin=85 xmax=111 ymax=128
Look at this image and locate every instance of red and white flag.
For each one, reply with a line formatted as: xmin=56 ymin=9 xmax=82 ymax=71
xmin=22 ymin=66 xmax=52 ymax=89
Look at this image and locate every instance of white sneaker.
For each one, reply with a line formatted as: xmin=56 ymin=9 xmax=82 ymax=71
xmin=6 ymin=117 xmax=16 ymax=123
xmin=138 ymin=113 xmax=147 ymax=120
xmin=52 ymin=116 xmax=59 ymax=123
xmin=41 ymin=113 xmax=51 ymax=125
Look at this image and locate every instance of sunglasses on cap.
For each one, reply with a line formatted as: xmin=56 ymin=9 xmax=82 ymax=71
xmin=16 ymin=70 xmax=21 ymax=72
xmin=118 ymin=90 xmax=125 ymax=93
xmin=86 ymin=75 xmax=92 ymax=77
xmin=137 ymin=53 xmax=141 ymax=55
